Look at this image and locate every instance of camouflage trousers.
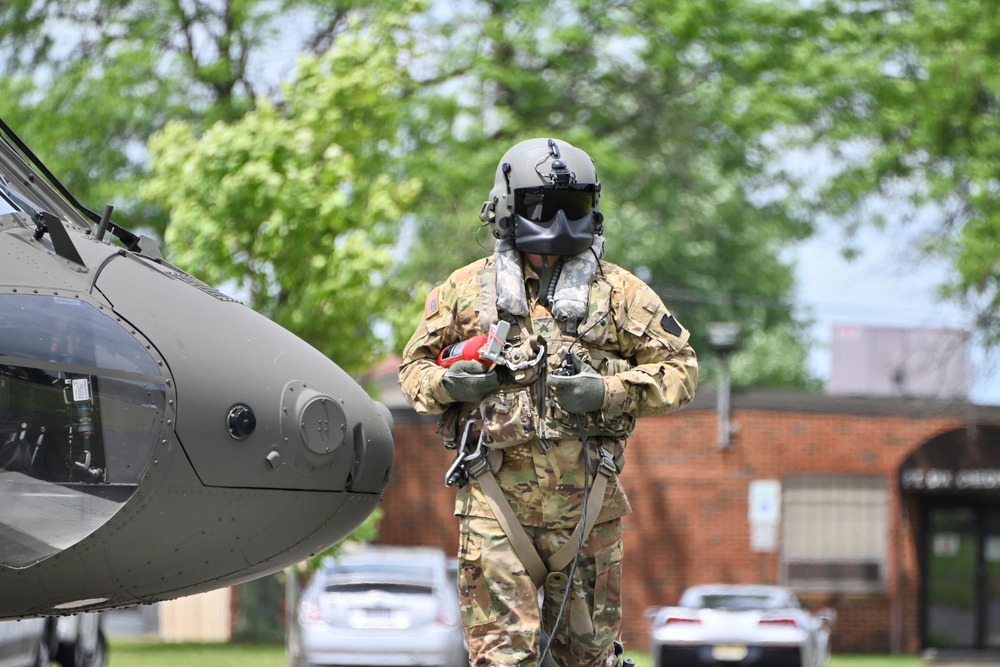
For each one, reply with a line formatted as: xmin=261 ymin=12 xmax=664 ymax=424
xmin=457 ymin=515 xmax=623 ymax=667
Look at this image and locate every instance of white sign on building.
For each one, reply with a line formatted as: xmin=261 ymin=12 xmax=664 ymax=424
xmin=748 ymin=479 xmax=781 ymax=553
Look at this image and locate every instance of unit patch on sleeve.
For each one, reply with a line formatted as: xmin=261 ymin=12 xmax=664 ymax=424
xmin=425 ymin=286 xmax=440 ymax=319
xmin=661 ymin=313 xmax=682 ymax=336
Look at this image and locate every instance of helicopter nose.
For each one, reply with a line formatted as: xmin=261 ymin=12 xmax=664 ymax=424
xmin=92 ymin=253 xmax=394 ymax=494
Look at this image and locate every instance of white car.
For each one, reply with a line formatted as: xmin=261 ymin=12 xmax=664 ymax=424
xmin=0 ymin=613 xmax=106 ymax=667
xmin=647 ymin=584 xmax=836 ymax=667
xmin=291 ymin=545 xmax=466 ymax=667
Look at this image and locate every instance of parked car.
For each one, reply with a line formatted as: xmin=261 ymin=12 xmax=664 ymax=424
xmin=647 ymin=584 xmax=836 ymax=667
xmin=0 ymin=612 xmax=106 ymax=667
xmin=292 ymin=545 xmax=466 ymax=667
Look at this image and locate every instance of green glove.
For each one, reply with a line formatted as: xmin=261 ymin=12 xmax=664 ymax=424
xmin=442 ymin=360 xmax=499 ymax=403
xmin=549 ymin=367 xmax=606 ymax=414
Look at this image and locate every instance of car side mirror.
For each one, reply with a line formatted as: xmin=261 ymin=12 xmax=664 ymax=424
xmin=817 ymin=608 xmax=837 ymax=626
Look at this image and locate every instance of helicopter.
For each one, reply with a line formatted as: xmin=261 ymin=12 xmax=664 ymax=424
xmin=0 ymin=117 xmax=394 ymax=618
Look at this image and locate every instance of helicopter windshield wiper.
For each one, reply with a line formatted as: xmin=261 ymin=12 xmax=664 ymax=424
xmin=0 ymin=117 xmax=142 ymax=253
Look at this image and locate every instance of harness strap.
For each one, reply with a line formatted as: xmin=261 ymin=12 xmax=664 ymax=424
xmin=468 ymin=457 xmax=548 ymax=588
xmin=547 ymin=446 xmax=615 ymax=573
xmin=468 ymin=444 xmax=617 ymax=589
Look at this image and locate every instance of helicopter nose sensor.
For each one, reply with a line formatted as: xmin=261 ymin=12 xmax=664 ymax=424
xmin=227 ymin=405 xmax=257 ymax=439
xmin=283 ymin=385 xmax=346 ymax=456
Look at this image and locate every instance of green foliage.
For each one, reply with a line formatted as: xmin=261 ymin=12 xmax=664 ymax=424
xmin=0 ymin=0 xmax=400 ymax=235
xmin=723 ymin=0 xmax=1000 ymax=343
xmin=395 ymin=0 xmax=817 ymax=388
xmin=233 ymin=575 xmax=284 ymax=643
xmin=10 ymin=0 xmax=1000 ymax=387
xmin=295 ymin=507 xmax=383 ymax=579
xmin=2 ymin=0 xmax=826 ymax=389
xmin=142 ymin=11 xmax=420 ymax=376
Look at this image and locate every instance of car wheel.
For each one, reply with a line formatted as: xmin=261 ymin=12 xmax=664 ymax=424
xmin=55 ymin=629 xmax=107 ymax=667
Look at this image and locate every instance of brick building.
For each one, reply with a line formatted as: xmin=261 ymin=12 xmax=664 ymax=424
xmin=377 ymin=380 xmax=1000 ymax=654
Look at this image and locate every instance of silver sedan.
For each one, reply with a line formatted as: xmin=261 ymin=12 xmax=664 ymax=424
xmin=647 ymin=584 xmax=836 ymax=667
xmin=291 ymin=545 xmax=467 ymax=667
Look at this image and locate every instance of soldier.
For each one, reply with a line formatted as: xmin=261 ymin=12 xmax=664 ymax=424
xmin=398 ymin=137 xmax=698 ymax=667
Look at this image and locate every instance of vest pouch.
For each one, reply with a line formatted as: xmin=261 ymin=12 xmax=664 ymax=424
xmin=548 ymin=397 xmax=635 ymax=440
xmin=436 ymin=404 xmax=478 ymax=449
xmin=543 ymin=345 xmax=635 ymax=440
xmin=479 ymin=388 xmax=537 ymax=448
xmin=436 ymin=405 xmax=462 ymax=449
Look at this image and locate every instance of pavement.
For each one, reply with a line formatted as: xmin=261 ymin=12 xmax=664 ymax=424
xmin=923 ymin=650 xmax=1000 ymax=666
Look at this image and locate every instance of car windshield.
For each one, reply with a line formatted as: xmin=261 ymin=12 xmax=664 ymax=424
xmin=697 ymin=594 xmax=787 ymax=610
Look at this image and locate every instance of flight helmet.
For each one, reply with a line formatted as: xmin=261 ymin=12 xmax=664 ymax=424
xmin=479 ymin=137 xmax=603 ymax=256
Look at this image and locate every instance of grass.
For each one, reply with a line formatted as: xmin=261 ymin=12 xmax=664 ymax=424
xmin=628 ymin=653 xmax=920 ymax=667
xmin=106 ymin=640 xmax=287 ymax=667
xmin=830 ymin=658 xmax=923 ymax=667
xmin=106 ymin=639 xmax=924 ymax=667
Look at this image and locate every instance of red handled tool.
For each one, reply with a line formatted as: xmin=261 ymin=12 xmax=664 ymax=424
xmin=437 ymin=321 xmax=511 ymax=370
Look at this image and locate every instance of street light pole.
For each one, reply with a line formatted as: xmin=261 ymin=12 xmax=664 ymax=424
xmin=707 ymin=322 xmax=740 ymax=450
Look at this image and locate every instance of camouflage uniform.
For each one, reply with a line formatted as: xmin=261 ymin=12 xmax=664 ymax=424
xmin=399 ymin=254 xmax=697 ymax=667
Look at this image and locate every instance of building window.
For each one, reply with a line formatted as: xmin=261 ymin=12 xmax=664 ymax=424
xmin=781 ymin=475 xmax=888 ymax=592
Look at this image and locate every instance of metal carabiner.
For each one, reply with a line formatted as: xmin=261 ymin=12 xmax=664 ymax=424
xmin=444 ymin=420 xmax=477 ymax=488
xmin=502 ymin=342 xmax=546 ymax=372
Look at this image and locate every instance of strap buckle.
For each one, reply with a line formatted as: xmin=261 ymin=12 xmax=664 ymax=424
xmin=597 ymin=445 xmax=617 ymax=477
xmin=465 ymin=436 xmax=490 ymax=479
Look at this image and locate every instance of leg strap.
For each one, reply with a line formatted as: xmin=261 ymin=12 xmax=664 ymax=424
xmin=468 ymin=444 xmax=616 ymax=589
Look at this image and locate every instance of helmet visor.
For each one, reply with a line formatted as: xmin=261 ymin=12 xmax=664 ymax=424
xmin=514 ymin=188 xmax=594 ymax=222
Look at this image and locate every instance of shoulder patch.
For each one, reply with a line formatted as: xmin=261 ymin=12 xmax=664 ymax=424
xmin=425 ymin=287 xmax=440 ymax=319
xmin=661 ymin=313 xmax=682 ymax=337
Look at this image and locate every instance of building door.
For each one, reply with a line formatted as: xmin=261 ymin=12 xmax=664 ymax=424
xmin=925 ymin=505 xmax=1000 ymax=648
xmin=984 ymin=509 xmax=1000 ymax=647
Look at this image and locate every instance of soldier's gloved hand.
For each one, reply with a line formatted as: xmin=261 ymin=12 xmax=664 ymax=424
xmin=441 ymin=360 xmax=499 ymax=403
xmin=549 ymin=366 xmax=606 ymax=414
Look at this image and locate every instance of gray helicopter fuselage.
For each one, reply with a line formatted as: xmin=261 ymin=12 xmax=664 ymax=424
xmin=0 ymin=123 xmax=393 ymax=618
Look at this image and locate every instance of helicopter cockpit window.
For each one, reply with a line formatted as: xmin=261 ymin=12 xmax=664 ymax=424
xmin=0 ymin=192 xmax=15 ymax=215
xmin=0 ymin=294 xmax=167 ymax=568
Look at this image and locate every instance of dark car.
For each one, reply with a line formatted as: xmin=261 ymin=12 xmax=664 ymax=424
xmin=0 ymin=613 xmax=106 ymax=667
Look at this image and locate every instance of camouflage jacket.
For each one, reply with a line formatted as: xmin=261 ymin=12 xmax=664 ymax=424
xmin=398 ymin=255 xmax=698 ymax=528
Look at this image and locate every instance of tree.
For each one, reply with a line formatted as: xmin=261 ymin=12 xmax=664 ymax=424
xmin=0 ymin=0 xmax=399 ymax=236
xmin=707 ymin=0 xmax=1000 ymax=345
xmin=394 ymin=0 xmax=818 ymax=388
xmin=4 ymin=0 xmax=826 ymax=389
xmin=142 ymin=9 xmax=421 ymax=378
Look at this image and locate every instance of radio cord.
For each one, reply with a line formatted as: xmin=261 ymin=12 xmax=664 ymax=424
xmin=539 ymin=413 xmax=590 ymax=666
xmin=539 ymin=256 xmax=611 ymax=664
